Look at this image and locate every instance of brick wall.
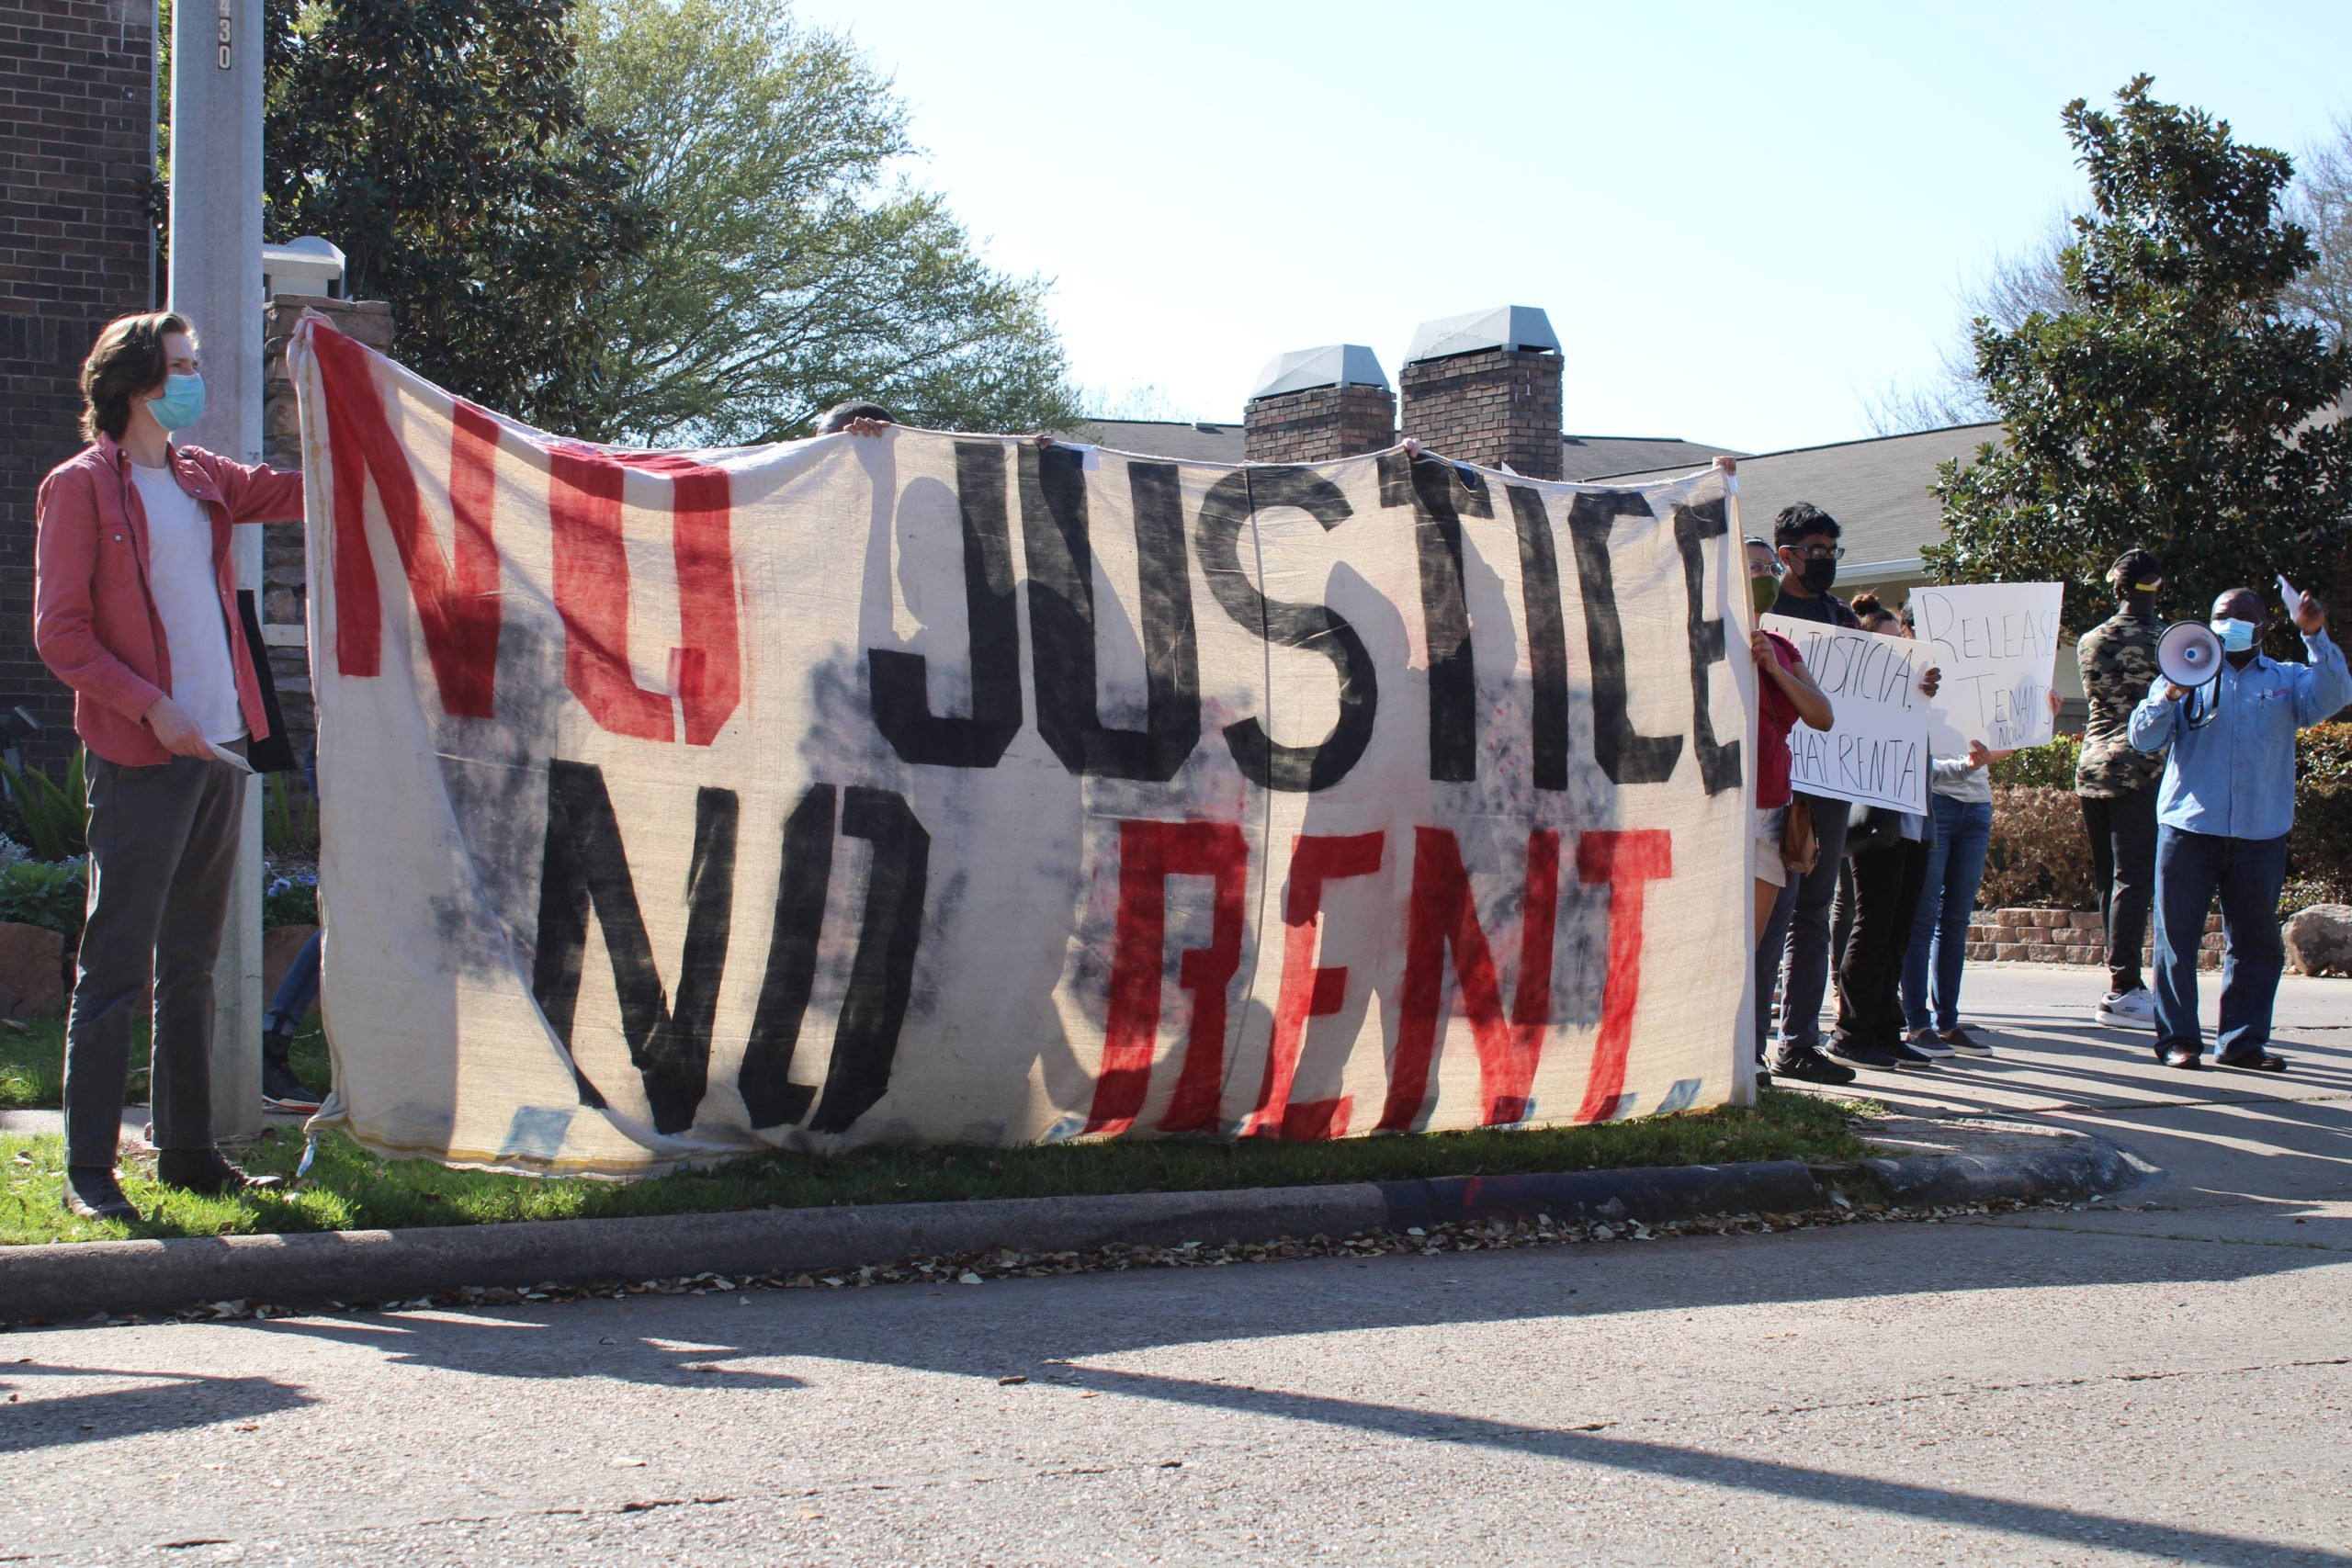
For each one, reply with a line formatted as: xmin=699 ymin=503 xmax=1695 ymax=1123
xmin=260 ymin=294 xmax=393 ymax=766
xmin=1243 ymin=383 xmax=1395 ymax=464
xmin=1966 ymin=906 xmax=2223 ymax=973
xmin=1398 ymin=347 xmax=1563 ymax=479
xmin=0 ymin=0 xmax=154 ymax=772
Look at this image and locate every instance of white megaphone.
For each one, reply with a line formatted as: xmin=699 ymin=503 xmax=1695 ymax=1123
xmin=2155 ymin=621 xmax=2222 ymax=688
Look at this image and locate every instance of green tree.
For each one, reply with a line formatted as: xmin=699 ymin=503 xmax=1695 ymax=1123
xmin=568 ymin=0 xmax=1083 ymax=446
xmin=262 ymin=0 xmax=651 ymax=430
xmin=1926 ymin=77 xmax=2352 ymax=644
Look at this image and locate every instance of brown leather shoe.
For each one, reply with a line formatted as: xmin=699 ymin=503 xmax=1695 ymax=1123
xmin=153 ymin=1148 xmax=285 ymax=1195
xmin=63 ymin=1166 xmax=139 ymax=1221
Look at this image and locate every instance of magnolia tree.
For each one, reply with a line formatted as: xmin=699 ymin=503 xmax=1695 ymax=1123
xmin=1927 ymin=77 xmax=2352 ymax=644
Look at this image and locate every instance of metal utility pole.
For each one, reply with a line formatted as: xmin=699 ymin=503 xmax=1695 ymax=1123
xmin=167 ymin=0 xmax=266 ymax=1142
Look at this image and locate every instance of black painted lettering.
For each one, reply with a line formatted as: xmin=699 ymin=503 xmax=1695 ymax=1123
xmin=868 ymin=441 xmax=1023 ymax=767
xmin=1381 ymin=451 xmax=1494 ymax=783
xmin=1568 ymin=490 xmax=1684 ymax=785
xmin=1505 ymin=484 xmax=1569 ymax=791
xmin=1673 ymin=496 xmax=1741 ymax=795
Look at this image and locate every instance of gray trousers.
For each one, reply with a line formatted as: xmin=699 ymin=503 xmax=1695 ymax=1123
xmin=1757 ymin=790 xmax=1852 ymax=1056
xmin=63 ymin=748 xmax=244 ymax=1168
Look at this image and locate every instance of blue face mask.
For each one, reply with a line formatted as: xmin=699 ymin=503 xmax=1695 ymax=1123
xmin=2211 ymin=616 xmax=2258 ymax=653
xmin=147 ymin=372 xmax=205 ymax=432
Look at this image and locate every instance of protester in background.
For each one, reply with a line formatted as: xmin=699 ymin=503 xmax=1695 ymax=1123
xmin=1740 ymin=513 xmax=1842 ymax=1084
xmin=1754 ymin=507 xmax=1939 ymax=1082
xmin=1829 ymin=595 xmax=1903 ymax=970
xmin=2075 ymin=549 xmax=2168 ymax=1032
xmin=2130 ymin=585 xmax=2349 ymax=1071
xmin=818 ymin=399 xmax=895 ymax=435
xmin=34 ymin=311 xmax=304 ymax=1220
xmin=1826 ymin=607 xmax=1937 ymax=1071
xmin=1894 ymin=600 xmax=2063 ymax=1061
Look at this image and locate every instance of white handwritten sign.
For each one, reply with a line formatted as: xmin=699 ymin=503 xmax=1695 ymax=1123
xmin=1908 ymin=582 xmax=2064 ymax=753
xmin=1760 ymin=615 xmax=1928 ymax=813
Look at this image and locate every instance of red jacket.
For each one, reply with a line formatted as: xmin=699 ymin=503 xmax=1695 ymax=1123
xmin=33 ymin=434 xmax=305 ymax=766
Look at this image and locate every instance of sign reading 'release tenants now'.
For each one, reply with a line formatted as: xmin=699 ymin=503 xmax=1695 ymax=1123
xmin=1761 ymin=615 xmax=1928 ymax=814
xmin=1907 ymin=581 xmax=2064 ymax=754
xmin=288 ymin=320 xmax=1759 ymax=1176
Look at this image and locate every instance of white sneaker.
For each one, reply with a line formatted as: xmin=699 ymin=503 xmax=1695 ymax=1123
xmin=1903 ymin=1028 xmax=1956 ymax=1059
xmin=2097 ymin=987 xmax=2158 ymax=1032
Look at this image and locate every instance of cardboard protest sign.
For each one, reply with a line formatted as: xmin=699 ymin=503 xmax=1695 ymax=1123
xmin=1759 ymin=615 xmax=1928 ymax=813
xmin=288 ymin=321 xmax=1758 ymax=1175
xmin=1906 ymin=581 xmax=2064 ymax=752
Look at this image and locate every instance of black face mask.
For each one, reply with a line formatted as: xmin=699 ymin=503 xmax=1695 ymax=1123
xmin=1798 ymin=557 xmax=1838 ymax=595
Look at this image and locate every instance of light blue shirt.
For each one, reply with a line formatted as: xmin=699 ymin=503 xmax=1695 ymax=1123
xmin=2127 ymin=630 xmax=2351 ymax=840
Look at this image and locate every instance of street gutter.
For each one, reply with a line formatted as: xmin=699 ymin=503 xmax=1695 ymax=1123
xmin=0 ymin=1128 xmax=2150 ymax=1323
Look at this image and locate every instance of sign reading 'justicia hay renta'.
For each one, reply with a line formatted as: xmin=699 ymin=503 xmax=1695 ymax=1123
xmin=288 ymin=321 xmax=1758 ymax=1175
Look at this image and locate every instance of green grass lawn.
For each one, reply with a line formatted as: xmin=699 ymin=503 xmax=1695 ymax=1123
xmin=0 ymin=1015 xmax=331 ymax=1110
xmin=0 ymin=1089 xmax=1871 ymax=1248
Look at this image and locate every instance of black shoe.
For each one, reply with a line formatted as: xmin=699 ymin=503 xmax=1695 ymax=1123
xmin=2156 ymin=1043 xmax=2202 ymax=1070
xmin=154 ymin=1148 xmax=284 ymax=1196
xmin=261 ymin=1060 xmax=323 ymax=1114
xmin=63 ymin=1166 xmax=138 ymax=1221
xmin=1883 ymin=1039 xmax=1939 ymax=1068
xmin=2213 ymin=1048 xmax=2288 ymax=1073
xmin=1769 ymin=1043 xmax=1857 ymax=1086
xmin=1822 ymin=1038 xmax=1900 ymax=1071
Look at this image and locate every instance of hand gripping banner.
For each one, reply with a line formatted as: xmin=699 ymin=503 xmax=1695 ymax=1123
xmin=288 ymin=320 xmax=1758 ymax=1175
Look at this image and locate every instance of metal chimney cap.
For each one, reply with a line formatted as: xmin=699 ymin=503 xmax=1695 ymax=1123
xmin=261 ymin=235 xmax=347 ymax=295
xmin=1247 ymin=344 xmax=1390 ymax=400
xmin=1404 ymin=305 xmax=1559 ymax=364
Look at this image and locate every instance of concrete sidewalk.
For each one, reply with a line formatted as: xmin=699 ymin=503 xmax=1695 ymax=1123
xmin=1798 ymin=960 xmax=2352 ymax=1235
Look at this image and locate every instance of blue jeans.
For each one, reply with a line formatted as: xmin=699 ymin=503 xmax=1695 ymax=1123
xmin=263 ymin=929 xmax=321 ymax=1037
xmin=2152 ymin=826 xmax=2288 ymax=1057
xmin=1903 ymin=794 xmax=1992 ymax=1033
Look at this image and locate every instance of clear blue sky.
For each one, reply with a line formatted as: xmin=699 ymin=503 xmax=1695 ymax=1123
xmin=788 ymin=0 xmax=2352 ymax=454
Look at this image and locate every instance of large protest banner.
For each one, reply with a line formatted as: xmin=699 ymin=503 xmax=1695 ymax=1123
xmin=1760 ymin=615 xmax=1928 ymax=812
xmin=1906 ymin=581 xmax=2064 ymax=753
xmin=288 ymin=321 xmax=1758 ymax=1175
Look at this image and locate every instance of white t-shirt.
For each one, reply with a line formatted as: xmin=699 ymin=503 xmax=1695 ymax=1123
xmin=129 ymin=463 xmax=245 ymax=744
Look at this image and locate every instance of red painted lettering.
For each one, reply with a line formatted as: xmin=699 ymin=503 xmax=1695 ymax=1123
xmin=1244 ymin=831 xmax=1385 ymax=1139
xmin=1573 ymin=829 xmax=1674 ymax=1122
xmin=310 ymin=325 xmax=501 ymax=717
xmin=1381 ymin=828 xmax=1560 ymax=1132
xmin=1085 ymin=819 xmax=1249 ymax=1136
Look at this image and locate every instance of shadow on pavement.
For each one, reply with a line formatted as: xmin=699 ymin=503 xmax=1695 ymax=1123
xmin=0 ymin=1360 xmax=312 ymax=1455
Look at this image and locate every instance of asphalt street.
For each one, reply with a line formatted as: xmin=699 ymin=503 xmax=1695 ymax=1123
xmin=4 ymin=963 xmax=2347 ymax=1566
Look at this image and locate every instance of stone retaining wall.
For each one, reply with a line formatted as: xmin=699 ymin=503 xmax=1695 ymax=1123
xmin=1966 ymin=907 xmax=2223 ymax=972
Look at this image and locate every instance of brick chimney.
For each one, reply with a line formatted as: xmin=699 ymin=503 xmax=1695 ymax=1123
xmin=1397 ymin=306 xmax=1562 ymax=479
xmin=1243 ymin=344 xmax=1394 ymax=463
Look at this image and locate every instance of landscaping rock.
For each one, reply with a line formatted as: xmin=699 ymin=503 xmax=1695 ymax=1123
xmin=0 ymin=921 xmax=65 ymax=1019
xmin=2283 ymin=904 xmax=2352 ymax=977
xmin=263 ymin=924 xmax=320 ymax=1014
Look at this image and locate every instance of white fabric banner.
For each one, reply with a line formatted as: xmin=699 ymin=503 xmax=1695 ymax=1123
xmin=288 ymin=321 xmax=1757 ymax=1175
xmin=1906 ymin=581 xmax=2064 ymax=753
xmin=1761 ymin=615 xmax=1928 ymax=812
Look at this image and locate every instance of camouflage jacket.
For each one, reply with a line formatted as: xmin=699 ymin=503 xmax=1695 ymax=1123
xmin=2075 ymin=611 xmax=2165 ymax=795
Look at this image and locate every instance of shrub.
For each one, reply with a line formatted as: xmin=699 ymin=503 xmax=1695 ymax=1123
xmin=2301 ymin=722 xmax=2352 ymax=788
xmin=0 ymin=749 xmax=85 ymax=861
xmin=1979 ymin=786 xmax=2098 ymax=909
xmin=2288 ymin=780 xmax=2352 ymax=906
xmin=0 ymin=858 xmax=87 ymax=944
xmin=263 ymin=771 xmax=320 ymax=857
xmin=265 ymin=874 xmax=320 ymax=930
xmin=1990 ymin=735 xmax=2081 ymax=789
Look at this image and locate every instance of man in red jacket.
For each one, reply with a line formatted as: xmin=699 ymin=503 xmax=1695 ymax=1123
xmin=33 ymin=310 xmax=305 ymax=1220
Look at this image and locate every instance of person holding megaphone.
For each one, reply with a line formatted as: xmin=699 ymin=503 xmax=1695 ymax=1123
xmin=2128 ymin=584 xmax=2350 ymax=1071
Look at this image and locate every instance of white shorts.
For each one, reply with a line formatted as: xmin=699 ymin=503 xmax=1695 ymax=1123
xmin=1754 ymin=804 xmax=1789 ymax=888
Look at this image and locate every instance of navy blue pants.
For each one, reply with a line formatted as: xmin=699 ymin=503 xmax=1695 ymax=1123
xmin=2152 ymin=825 xmax=2288 ymax=1057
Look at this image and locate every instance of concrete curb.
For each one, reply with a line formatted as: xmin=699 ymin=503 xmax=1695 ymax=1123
xmin=0 ymin=1138 xmax=2147 ymax=1324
